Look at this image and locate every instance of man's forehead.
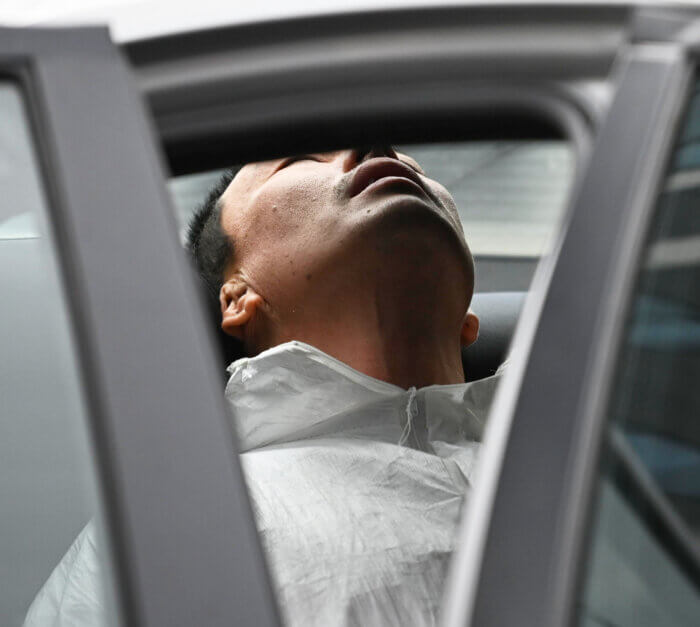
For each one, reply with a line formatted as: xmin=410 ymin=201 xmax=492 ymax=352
xmin=236 ymin=160 xmax=273 ymax=179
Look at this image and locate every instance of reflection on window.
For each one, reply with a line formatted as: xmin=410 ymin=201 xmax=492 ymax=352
xmin=578 ymin=81 xmax=700 ymax=627
xmin=0 ymin=84 xmax=118 ymax=626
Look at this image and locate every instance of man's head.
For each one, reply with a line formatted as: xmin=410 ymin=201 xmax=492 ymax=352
xmin=188 ymin=146 xmax=477 ymax=361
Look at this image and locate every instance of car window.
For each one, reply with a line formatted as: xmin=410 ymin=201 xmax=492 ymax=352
xmin=169 ymin=140 xmax=573 ymax=293
xmin=577 ymin=80 xmax=700 ymax=627
xmin=0 ymin=83 xmax=119 ymax=626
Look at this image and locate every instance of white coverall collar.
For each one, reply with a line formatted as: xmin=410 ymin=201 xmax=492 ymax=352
xmin=226 ymin=341 xmax=489 ymax=453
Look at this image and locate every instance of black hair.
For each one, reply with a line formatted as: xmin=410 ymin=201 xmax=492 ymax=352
xmin=186 ymin=167 xmax=240 ymax=298
xmin=187 ymin=167 xmax=247 ymax=370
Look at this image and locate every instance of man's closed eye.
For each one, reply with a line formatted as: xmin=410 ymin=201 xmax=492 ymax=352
xmin=277 ymin=155 xmax=321 ymax=170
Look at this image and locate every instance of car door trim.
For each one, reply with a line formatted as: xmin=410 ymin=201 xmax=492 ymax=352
xmin=0 ymin=27 xmax=280 ymax=627
xmin=443 ymin=41 xmax=691 ymax=627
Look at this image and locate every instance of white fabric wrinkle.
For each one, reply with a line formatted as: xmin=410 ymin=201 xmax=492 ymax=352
xmin=398 ymin=387 xmax=417 ymax=447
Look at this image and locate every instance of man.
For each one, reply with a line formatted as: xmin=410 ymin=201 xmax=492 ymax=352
xmin=189 ymin=145 xmax=479 ymax=383
xmin=25 ymin=147 xmax=502 ymax=627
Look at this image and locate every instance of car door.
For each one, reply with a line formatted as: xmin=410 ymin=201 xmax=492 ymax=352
xmin=445 ymin=8 xmax=700 ymax=627
xmin=0 ymin=27 xmax=278 ymax=627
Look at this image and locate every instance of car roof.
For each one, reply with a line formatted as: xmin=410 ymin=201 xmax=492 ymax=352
xmin=7 ymin=0 xmax=693 ymax=44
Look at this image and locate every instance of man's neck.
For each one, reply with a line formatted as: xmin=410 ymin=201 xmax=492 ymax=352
xmin=293 ymin=321 xmax=466 ymax=389
xmin=247 ymin=223 xmax=473 ymax=388
xmin=269 ymin=265 xmax=468 ymax=389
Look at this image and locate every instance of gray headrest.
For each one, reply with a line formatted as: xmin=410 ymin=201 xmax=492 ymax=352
xmin=462 ymin=292 xmax=525 ymax=381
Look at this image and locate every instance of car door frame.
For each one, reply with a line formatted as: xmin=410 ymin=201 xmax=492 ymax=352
xmin=0 ymin=27 xmax=279 ymax=627
xmin=443 ymin=13 xmax=698 ymax=627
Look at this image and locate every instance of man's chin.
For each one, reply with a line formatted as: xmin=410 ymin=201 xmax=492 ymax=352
xmin=353 ymin=194 xmax=469 ymax=257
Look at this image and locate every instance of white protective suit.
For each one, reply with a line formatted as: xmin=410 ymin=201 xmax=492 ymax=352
xmin=24 ymin=341 xmax=502 ymax=627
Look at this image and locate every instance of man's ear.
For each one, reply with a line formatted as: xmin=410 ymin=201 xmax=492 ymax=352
xmin=460 ymin=310 xmax=479 ymax=348
xmin=219 ymin=278 xmax=264 ymax=340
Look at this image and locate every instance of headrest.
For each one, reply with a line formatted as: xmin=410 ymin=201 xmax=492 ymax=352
xmin=462 ymin=292 xmax=525 ymax=381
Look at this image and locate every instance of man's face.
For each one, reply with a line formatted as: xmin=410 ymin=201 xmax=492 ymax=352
xmin=219 ymin=146 xmax=472 ymax=307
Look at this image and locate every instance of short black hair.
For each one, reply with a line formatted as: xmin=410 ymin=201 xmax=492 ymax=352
xmin=186 ymin=167 xmax=240 ymax=297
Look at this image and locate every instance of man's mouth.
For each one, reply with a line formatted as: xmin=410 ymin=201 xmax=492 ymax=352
xmin=348 ymin=158 xmax=431 ymax=200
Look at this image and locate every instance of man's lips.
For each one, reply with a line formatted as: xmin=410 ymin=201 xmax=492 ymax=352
xmin=348 ymin=158 xmax=430 ymax=200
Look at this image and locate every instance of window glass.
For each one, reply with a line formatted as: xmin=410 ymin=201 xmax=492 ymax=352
xmin=0 ymin=84 xmax=119 ymax=625
xmin=577 ymin=81 xmax=700 ymax=627
xmin=169 ymin=141 xmax=573 ymax=292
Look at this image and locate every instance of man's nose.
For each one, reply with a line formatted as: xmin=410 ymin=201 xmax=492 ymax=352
xmin=342 ymin=145 xmax=399 ymax=171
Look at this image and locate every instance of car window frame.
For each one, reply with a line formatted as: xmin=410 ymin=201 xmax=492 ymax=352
xmin=124 ymin=4 xmax=630 ymax=175
xmin=444 ymin=21 xmax=696 ymax=627
xmin=0 ymin=27 xmax=279 ymax=627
